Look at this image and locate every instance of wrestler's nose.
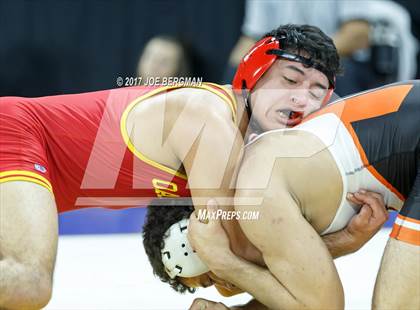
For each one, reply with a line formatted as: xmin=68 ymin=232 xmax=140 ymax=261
xmin=290 ymin=93 xmax=309 ymax=110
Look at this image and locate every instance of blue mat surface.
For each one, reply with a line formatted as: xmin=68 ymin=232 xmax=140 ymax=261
xmin=58 ymin=208 xmax=397 ymax=235
xmin=59 ymin=207 xmax=147 ymax=235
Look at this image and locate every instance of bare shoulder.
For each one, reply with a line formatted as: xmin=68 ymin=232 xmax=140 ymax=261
xmin=238 ymin=129 xmax=339 ymax=190
xmin=239 ymin=129 xmax=328 ymax=183
xmin=128 ymin=86 xmax=234 ymax=127
xmin=237 ymin=128 xmax=343 ymax=228
xmin=170 ymin=87 xmax=234 ymax=122
xmin=245 ymin=129 xmax=328 ymax=159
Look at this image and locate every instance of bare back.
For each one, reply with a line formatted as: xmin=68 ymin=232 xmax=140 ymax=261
xmin=239 ymin=129 xmax=343 ymax=233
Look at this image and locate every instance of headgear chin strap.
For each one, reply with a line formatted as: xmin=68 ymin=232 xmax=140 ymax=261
xmin=232 ymin=35 xmax=336 ymax=120
xmin=161 ymin=219 xmax=210 ymax=279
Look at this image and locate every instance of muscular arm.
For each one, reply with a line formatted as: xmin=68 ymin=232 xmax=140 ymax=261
xmin=224 ymin=194 xmax=344 ymax=309
xmin=225 ymin=138 xmax=343 ymax=309
xmin=0 ymin=182 xmax=58 ymax=309
xmin=168 ymin=90 xmax=251 ymax=254
xmin=195 ymin=191 xmax=344 ymax=309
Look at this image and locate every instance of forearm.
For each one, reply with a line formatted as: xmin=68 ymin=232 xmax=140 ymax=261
xmin=212 ymin=252 xmax=306 ymax=310
xmin=322 ymin=228 xmax=360 ymax=258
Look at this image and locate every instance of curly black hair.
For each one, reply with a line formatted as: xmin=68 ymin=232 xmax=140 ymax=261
xmin=264 ymin=24 xmax=343 ymax=86
xmin=142 ymin=198 xmax=196 ymax=293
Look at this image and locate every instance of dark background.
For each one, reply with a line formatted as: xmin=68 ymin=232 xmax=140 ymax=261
xmin=0 ymin=0 xmax=244 ymax=97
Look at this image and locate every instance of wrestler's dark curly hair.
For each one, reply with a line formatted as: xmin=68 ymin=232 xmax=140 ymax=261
xmin=142 ymin=198 xmax=196 ymax=294
xmin=264 ymin=24 xmax=342 ymax=87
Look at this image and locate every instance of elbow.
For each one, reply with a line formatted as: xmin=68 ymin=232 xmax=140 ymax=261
xmin=303 ymin=285 xmax=344 ymax=310
xmin=22 ymin=291 xmax=53 ymax=310
xmin=1 ymin=283 xmax=52 ymax=310
xmin=28 ymin=274 xmax=53 ymax=309
xmin=1 ymin=281 xmax=52 ymax=310
xmin=29 ymin=283 xmax=53 ymax=310
xmin=293 ymin=279 xmax=344 ymax=310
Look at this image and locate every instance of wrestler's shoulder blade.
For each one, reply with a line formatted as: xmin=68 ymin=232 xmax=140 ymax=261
xmin=240 ymin=129 xmax=343 ymax=232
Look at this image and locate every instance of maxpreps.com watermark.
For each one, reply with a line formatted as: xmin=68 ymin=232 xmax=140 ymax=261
xmin=197 ymin=208 xmax=260 ymax=221
xmin=116 ymin=76 xmax=203 ymax=87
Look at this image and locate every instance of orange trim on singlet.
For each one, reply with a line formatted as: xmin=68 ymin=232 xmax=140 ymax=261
xmin=306 ymin=84 xmax=413 ymax=201
xmin=120 ymin=83 xmax=238 ymax=181
xmin=390 ymin=223 xmax=420 ymax=246
xmin=0 ymin=170 xmax=53 ymax=193
xmin=396 ymin=214 xmax=420 ymax=225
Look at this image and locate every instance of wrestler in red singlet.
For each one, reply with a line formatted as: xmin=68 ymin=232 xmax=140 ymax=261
xmin=0 ymin=83 xmax=237 ymax=213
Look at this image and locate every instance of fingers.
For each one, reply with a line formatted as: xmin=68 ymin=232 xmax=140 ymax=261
xmin=199 ymin=217 xmax=210 ymax=224
xmin=348 ymin=190 xmax=388 ymax=216
xmin=196 ymin=200 xmax=217 ymax=224
xmin=358 ymin=204 xmax=373 ymax=222
xmin=187 ymin=213 xmax=198 ymax=250
xmin=353 ymin=190 xmax=388 ymax=223
xmin=344 ymin=190 xmax=390 ymax=251
xmin=353 ymin=190 xmax=383 ymax=204
xmin=207 ymin=199 xmax=218 ymax=211
xmin=203 ymin=199 xmax=218 ymax=225
xmin=189 ymin=210 xmax=200 ymax=225
xmin=347 ymin=190 xmax=384 ymax=205
xmin=191 ymin=199 xmax=220 ymax=225
xmin=346 ymin=192 xmax=364 ymax=205
xmin=190 ymin=298 xmax=209 ymax=310
xmin=347 ymin=204 xmax=372 ymax=232
xmin=187 ymin=199 xmax=222 ymax=250
xmin=190 ymin=298 xmax=225 ymax=310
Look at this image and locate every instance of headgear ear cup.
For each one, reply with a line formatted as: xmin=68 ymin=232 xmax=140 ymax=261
xmin=232 ymin=37 xmax=280 ymax=91
xmin=161 ymin=219 xmax=209 ymax=279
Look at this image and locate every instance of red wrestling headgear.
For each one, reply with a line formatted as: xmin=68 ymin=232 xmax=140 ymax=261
xmin=232 ymin=36 xmax=335 ymax=106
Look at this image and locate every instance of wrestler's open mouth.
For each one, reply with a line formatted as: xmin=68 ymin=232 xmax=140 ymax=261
xmin=276 ymin=109 xmax=303 ymax=126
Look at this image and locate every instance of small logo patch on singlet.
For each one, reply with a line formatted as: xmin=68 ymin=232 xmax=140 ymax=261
xmin=34 ymin=163 xmax=47 ymax=173
xmin=152 ymin=178 xmax=179 ymax=198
